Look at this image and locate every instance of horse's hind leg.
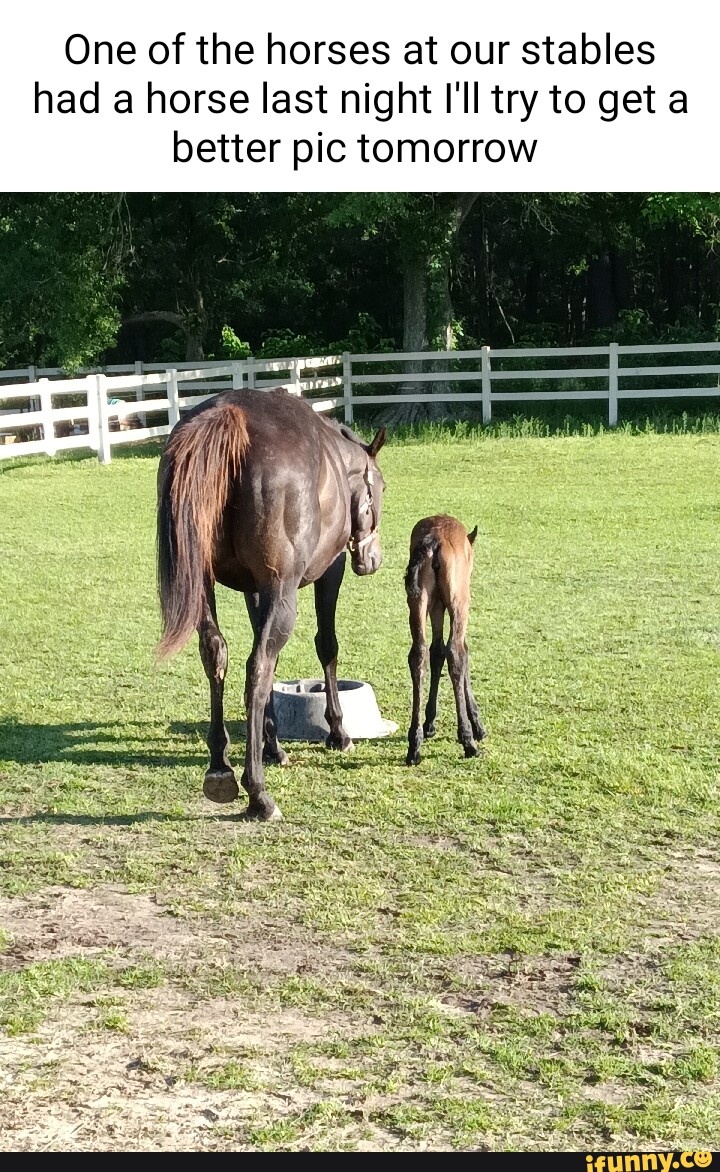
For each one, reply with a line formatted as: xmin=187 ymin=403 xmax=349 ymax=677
xmin=406 ymin=595 xmax=428 ymax=766
xmin=464 ymin=654 xmax=487 ymax=742
xmin=447 ymin=612 xmax=480 ymax=759
xmin=314 ymin=553 xmax=353 ymax=752
xmin=245 ymin=592 xmax=290 ymax=767
xmin=423 ymin=600 xmax=446 ymax=740
xmin=200 ymin=590 xmax=240 ymax=804
xmin=242 ymin=584 xmax=297 ymax=821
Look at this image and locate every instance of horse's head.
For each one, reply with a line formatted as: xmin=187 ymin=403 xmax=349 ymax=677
xmin=341 ymin=426 xmax=387 ymax=576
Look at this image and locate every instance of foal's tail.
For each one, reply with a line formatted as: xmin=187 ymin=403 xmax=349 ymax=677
xmin=405 ymin=535 xmax=441 ymax=601
xmin=156 ymin=401 xmax=250 ymax=660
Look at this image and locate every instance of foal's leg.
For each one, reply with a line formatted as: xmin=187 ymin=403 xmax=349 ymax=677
xmin=447 ymin=611 xmax=480 ymax=759
xmin=314 ymin=552 xmax=353 ymax=751
xmin=406 ymin=594 xmax=428 ymax=766
xmin=241 ymin=584 xmax=298 ymax=820
xmin=423 ymin=600 xmax=446 ymax=740
xmin=464 ymin=653 xmax=487 ymax=742
xmin=200 ymin=589 xmax=240 ymax=804
xmin=245 ymin=592 xmax=290 ymax=767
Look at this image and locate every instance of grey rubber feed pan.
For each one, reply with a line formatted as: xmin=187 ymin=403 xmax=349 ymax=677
xmin=273 ymin=679 xmax=398 ymax=741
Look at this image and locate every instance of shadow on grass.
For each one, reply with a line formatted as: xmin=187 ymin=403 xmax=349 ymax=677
xmin=0 ymin=716 xmax=403 ymax=773
xmin=0 ymin=811 xmax=198 ymax=827
xmin=0 ymin=716 xmax=218 ymax=768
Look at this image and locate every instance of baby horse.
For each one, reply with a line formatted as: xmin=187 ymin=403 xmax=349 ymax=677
xmin=405 ymin=515 xmax=486 ymax=766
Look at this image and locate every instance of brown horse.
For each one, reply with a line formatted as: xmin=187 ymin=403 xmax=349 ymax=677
xmin=404 ymin=515 xmax=486 ymax=766
xmin=157 ymin=387 xmax=386 ymax=820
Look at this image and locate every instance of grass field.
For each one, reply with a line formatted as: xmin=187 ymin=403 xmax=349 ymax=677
xmin=1 ymin=419 xmax=719 ymax=1152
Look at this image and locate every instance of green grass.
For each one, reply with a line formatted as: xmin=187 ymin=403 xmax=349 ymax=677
xmin=0 ymin=423 xmax=719 ymax=1150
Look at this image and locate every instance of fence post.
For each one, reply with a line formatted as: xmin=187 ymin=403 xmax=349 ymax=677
xmin=481 ymin=346 xmax=492 ymax=425
xmin=246 ymin=357 xmax=256 ymax=390
xmin=28 ymin=364 xmax=39 ymax=413
xmin=342 ymin=352 xmax=353 ymax=424
xmin=95 ymin=374 xmax=112 ymax=464
xmin=86 ymin=375 xmax=99 ymax=452
xmin=167 ymin=368 xmax=181 ymax=428
xmin=608 ymin=342 xmax=619 ymax=427
xmin=134 ymin=360 xmax=146 ymax=428
xmin=37 ymin=378 xmax=57 ymax=457
xmin=291 ymin=357 xmax=302 ymax=396
xmin=232 ymin=361 xmax=244 ymax=391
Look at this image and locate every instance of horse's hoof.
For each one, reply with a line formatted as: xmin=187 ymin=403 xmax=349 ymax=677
xmin=475 ymin=726 xmax=488 ymax=742
xmin=423 ymin=723 xmax=436 ymax=739
xmin=326 ymin=734 xmax=354 ymax=752
xmin=242 ymin=801 xmax=283 ymax=822
xmin=263 ymin=746 xmax=291 ymax=767
xmin=463 ymin=744 xmax=481 ymax=759
xmin=406 ymin=753 xmax=421 ymax=767
xmin=203 ymin=770 xmax=240 ymax=803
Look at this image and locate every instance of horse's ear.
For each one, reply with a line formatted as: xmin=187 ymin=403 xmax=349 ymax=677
xmin=368 ymin=427 xmax=387 ymax=458
xmin=467 ymin=525 xmax=478 ymax=545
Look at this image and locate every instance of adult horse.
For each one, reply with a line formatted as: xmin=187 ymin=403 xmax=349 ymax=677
xmin=156 ymin=387 xmax=386 ymax=822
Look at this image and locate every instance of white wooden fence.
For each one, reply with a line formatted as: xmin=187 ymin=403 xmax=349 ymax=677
xmin=1 ymin=342 xmax=719 ymax=463
xmin=0 ymin=357 xmax=344 ymax=463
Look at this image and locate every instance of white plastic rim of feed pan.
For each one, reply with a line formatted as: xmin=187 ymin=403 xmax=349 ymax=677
xmin=273 ymin=679 xmax=398 ymax=742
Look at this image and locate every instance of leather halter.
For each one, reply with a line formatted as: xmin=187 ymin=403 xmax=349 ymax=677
xmin=348 ymin=464 xmax=379 ymax=554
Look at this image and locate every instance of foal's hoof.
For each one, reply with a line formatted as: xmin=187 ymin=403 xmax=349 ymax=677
xmin=326 ymin=733 xmax=354 ymax=752
xmin=203 ymin=770 xmax=240 ymax=804
xmin=263 ymin=745 xmax=291 ymax=767
xmin=463 ymin=743 xmax=481 ymax=759
xmin=242 ymin=800 xmax=283 ymax=822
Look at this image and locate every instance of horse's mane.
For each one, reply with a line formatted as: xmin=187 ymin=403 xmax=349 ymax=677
xmin=320 ymin=414 xmax=368 ymax=450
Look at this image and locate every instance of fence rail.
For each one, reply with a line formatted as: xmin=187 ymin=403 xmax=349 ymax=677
xmin=1 ymin=343 xmax=719 ymax=463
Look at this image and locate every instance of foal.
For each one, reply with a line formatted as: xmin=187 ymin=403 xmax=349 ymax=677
xmin=405 ymin=515 xmax=486 ymax=766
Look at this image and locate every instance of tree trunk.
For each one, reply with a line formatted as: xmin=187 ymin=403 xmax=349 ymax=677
xmin=392 ymin=255 xmax=428 ymax=421
xmin=184 ymin=288 xmax=208 ymax=361
xmin=391 ymin=193 xmax=480 ymax=423
xmin=429 ymin=194 xmax=480 ymax=412
xmin=587 ymin=252 xmax=617 ymax=328
xmin=524 ymin=261 xmax=541 ymax=322
xmin=403 ymin=255 xmax=428 ymax=354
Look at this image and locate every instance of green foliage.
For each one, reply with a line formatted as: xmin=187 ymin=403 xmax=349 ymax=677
xmin=643 ymin=193 xmax=720 ymax=241
xmin=220 ymin=325 xmax=251 ymax=359
xmin=0 ymin=194 xmax=125 ymax=369
xmin=2 ymin=191 xmax=720 ymax=397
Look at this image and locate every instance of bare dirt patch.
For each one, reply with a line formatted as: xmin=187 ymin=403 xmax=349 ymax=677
xmin=0 ymin=885 xmax=378 ymax=1150
xmin=443 ymin=952 xmax=582 ymax=1019
xmin=0 ymin=885 xmax=355 ymax=978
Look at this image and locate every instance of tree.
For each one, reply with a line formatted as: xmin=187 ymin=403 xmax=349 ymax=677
xmin=328 ymin=193 xmax=479 ymax=353
xmin=0 ymin=194 xmax=126 ymax=369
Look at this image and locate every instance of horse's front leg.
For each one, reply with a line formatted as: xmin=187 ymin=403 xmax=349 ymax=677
xmin=241 ymin=585 xmax=297 ymax=820
xmin=314 ymin=552 xmax=353 ymax=751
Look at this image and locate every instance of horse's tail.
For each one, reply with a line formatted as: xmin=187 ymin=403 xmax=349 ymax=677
xmin=405 ymin=535 xmax=441 ymax=601
xmin=156 ymin=401 xmax=250 ymax=660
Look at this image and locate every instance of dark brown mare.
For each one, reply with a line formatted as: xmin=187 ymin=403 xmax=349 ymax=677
xmin=404 ymin=515 xmax=486 ymax=766
xmin=157 ymin=387 xmax=386 ymax=821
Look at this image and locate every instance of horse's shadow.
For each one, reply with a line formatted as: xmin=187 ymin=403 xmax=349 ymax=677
xmin=0 ymin=716 xmax=400 ymax=772
xmin=0 ymin=716 xmax=219 ymax=769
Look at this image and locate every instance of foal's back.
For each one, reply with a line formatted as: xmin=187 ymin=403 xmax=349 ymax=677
xmin=406 ymin=514 xmax=477 ymax=612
